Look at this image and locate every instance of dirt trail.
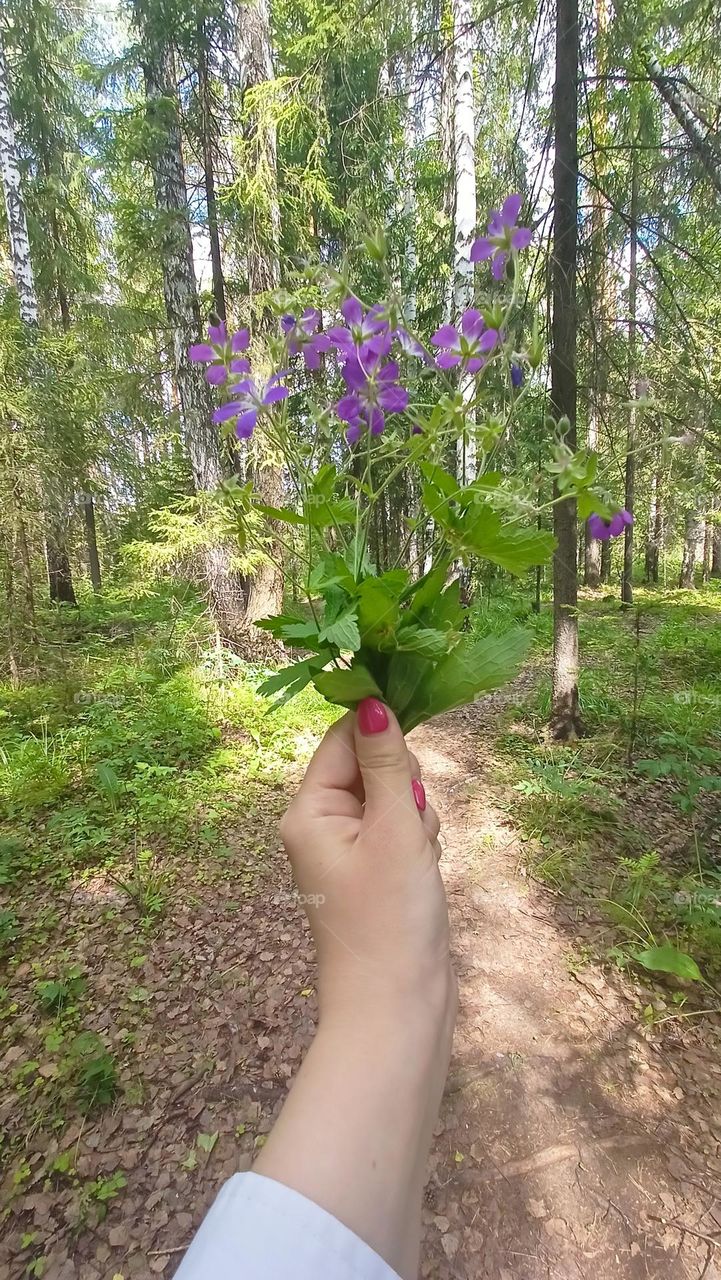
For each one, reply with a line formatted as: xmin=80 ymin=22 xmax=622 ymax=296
xmin=410 ymin=699 xmax=721 ymax=1279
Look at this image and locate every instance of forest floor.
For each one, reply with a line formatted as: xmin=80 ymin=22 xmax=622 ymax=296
xmin=1 ymin=586 xmax=721 ymax=1279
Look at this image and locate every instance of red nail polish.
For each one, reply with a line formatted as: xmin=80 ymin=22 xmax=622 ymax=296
xmin=412 ymin=779 xmax=426 ymax=811
xmin=357 ymin=697 xmax=389 ymax=735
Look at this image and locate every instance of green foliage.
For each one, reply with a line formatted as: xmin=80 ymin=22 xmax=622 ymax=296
xmin=70 ymin=1032 xmax=118 ymax=1111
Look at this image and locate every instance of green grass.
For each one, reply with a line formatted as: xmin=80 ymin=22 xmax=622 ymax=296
xmin=483 ymin=580 xmax=721 ymax=984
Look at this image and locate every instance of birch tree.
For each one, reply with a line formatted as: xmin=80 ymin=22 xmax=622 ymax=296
xmin=450 ymin=0 xmax=477 ymax=483
xmin=134 ymin=0 xmax=247 ymax=641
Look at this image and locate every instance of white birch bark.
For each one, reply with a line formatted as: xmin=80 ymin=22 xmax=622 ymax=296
xmin=0 ymin=32 xmax=38 ymax=325
xmin=451 ymin=0 xmax=477 ymax=482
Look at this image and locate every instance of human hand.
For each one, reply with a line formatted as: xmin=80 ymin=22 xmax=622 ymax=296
xmin=280 ymin=697 xmax=456 ymax=1030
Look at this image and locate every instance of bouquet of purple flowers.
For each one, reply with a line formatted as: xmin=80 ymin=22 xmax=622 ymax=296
xmin=190 ymin=196 xmax=628 ymax=730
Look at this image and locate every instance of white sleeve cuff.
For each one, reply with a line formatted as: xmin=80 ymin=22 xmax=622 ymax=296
xmin=173 ymin=1171 xmax=402 ymax=1280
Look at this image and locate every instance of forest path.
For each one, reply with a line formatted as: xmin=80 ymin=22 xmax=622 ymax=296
xmin=409 ymin=696 xmax=721 ymax=1280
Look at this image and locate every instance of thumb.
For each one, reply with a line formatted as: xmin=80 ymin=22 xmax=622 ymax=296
xmin=354 ymin=697 xmax=413 ymax=820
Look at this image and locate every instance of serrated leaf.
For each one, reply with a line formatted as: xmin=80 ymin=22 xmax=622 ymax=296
xmin=304 ymin=497 xmax=357 ymax=527
xmin=318 ymin=608 xmax=361 ymax=651
xmin=399 ymin=628 xmax=530 ymax=732
xmin=313 ymin=664 xmax=383 ymax=706
xmin=634 ymin=945 xmax=702 ymax=981
xmin=459 ymin=505 xmax=556 ymax=574
xmin=419 ymin=461 xmax=459 ymax=498
xmin=309 ymin=553 xmax=357 ymax=594
xmin=395 ymin=626 xmax=450 ymax=659
xmin=253 ymin=502 xmax=306 ymax=526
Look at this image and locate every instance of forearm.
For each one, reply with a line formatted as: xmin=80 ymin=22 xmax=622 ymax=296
xmin=253 ymin=990 xmax=455 ymax=1280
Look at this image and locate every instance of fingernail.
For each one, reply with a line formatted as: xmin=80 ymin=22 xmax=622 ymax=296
xmin=412 ymin=779 xmax=426 ymax=811
xmin=357 ymin=697 xmax=389 ymax=735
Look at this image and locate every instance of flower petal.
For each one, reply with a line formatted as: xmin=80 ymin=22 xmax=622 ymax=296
xmin=479 ymin=328 xmax=499 ymax=353
xmin=337 ymin=394 xmax=362 ymax=423
xmin=346 ymin=422 xmax=362 ymax=445
xmin=431 ymin=324 xmax=459 ymax=348
xmin=341 ymin=296 xmax=363 ymax=326
xmin=230 ymin=328 xmax=250 ymax=352
xmin=301 ymin=307 xmax=321 ymax=332
xmin=206 ymin=363 xmax=228 ymax=385
xmin=368 ymin=408 xmax=385 ymax=435
xmin=465 ymin=357 xmax=485 ymax=374
xmin=312 ymin=333 xmax=332 ymax=354
xmin=511 ymin=226 xmax=532 ymax=251
xmin=328 ymin=325 xmax=353 ymax=349
xmin=588 ymin=515 xmax=610 ymax=541
xmin=281 ymin=314 xmax=295 ymax=333
xmin=470 ymin=237 xmax=493 ymax=262
xmin=235 ymin=409 xmax=258 ymax=438
xmin=437 ymin=351 xmax=461 ymax=369
xmin=262 ymin=384 xmax=288 ymax=405
xmin=189 ymin=343 xmax=216 ymax=362
xmin=461 ymin=307 xmax=485 ymax=339
xmin=378 ymin=360 xmax=400 ymax=384
xmin=341 ymin=359 xmax=367 ymax=391
xmin=378 ymin=384 xmax=409 ymax=413
xmin=213 ymin=401 xmax=244 ymax=424
xmin=491 ymin=251 xmax=508 ymax=281
xmin=487 ymin=210 xmax=503 ymax=237
xmin=303 ymin=345 xmax=321 ymax=371
xmin=208 ymin=322 xmax=227 ymax=345
xmin=501 ymin=193 xmax=522 ymax=227
xmin=229 ymin=357 xmax=251 ymax=375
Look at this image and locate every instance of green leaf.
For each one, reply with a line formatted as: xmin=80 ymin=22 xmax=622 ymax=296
xmin=313 ymin=664 xmax=383 ymax=706
xmin=405 ymin=563 xmax=450 ymax=611
xmin=257 ymin=652 xmax=331 ymax=707
xmin=197 ymin=1131 xmax=219 ymax=1153
xmin=255 ymin=611 xmax=310 ymax=637
xmin=634 ymin=945 xmax=702 ymax=981
xmin=304 ymin=497 xmax=357 ymax=527
xmin=395 ymin=626 xmax=450 ymax=659
xmin=418 ymin=461 xmax=459 ymax=498
xmin=357 ymin=575 xmax=403 ymax=645
xmin=317 ymin=587 xmax=361 ymax=650
xmin=398 ymin=628 xmax=530 ymax=732
xmin=253 ymin=502 xmax=306 ymax=526
xmin=309 ymin=554 xmax=357 ymax=594
xmin=459 ymin=505 xmax=556 ymax=575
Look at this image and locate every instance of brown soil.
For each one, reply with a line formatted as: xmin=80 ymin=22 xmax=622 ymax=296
xmin=1 ymin=697 xmax=720 ymax=1280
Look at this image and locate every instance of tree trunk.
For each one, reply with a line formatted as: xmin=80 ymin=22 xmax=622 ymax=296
xmin=236 ymin=0 xmax=285 ymax=636
xmin=702 ymin=510 xmax=712 ymax=583
xmin=645 ymin=52 xmax=721 ymax=199
xmin=679 ymin=498 xmax=704 ymax=588
xmin=46 ymin=534 xmax=77 ymax=605
xmin=451 ymin=0 xmax=477 ymax=484
xmin=645 ymin=469 xmax=660 ymax=583
xmin=550 ymin=0 xmax=582 ymax=741
xmin=198 ymin=18 xmax=227 ymax=323
xmin=82 ymin=493 xmax=102 ymax=592
xmin=712 ymin=501 xmax=721 ymax=577
xmin=584 ymin=0 xmax=611 ymax=590
xmin=136 ymin=7 xmax=247 ymax=641
xmin=621 ymin=153 xmax=638 ymax=607
xmin=600 ymin=537 xmax=611 ymax=585
xmin=0 ymin=33 xmax=38 ymax=325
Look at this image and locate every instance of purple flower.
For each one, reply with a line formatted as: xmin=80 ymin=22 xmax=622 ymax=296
xmin=587 ymin=509 xmax=633 ymax=541
xmin=212 ymin=373 xmax=288 ymax=439
xmin=189 ymin=323 xmax=250 ymax=386
xmin=511 ymin=363 xmax=524 ymax=389
xmin=328 ymin=297 xmax=390 ymax=362
xmin=430 ymin=308 xmax=499 ymax=373
xmin=396 ymin=327 xmax=432 ymax=363
xmin=471 ymin=194 xmax=532 ymax=281
xmin=281 ymin=308 xmax=332 ymax=371
xmin=336 ymin=350 xmax=409 ymax=442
